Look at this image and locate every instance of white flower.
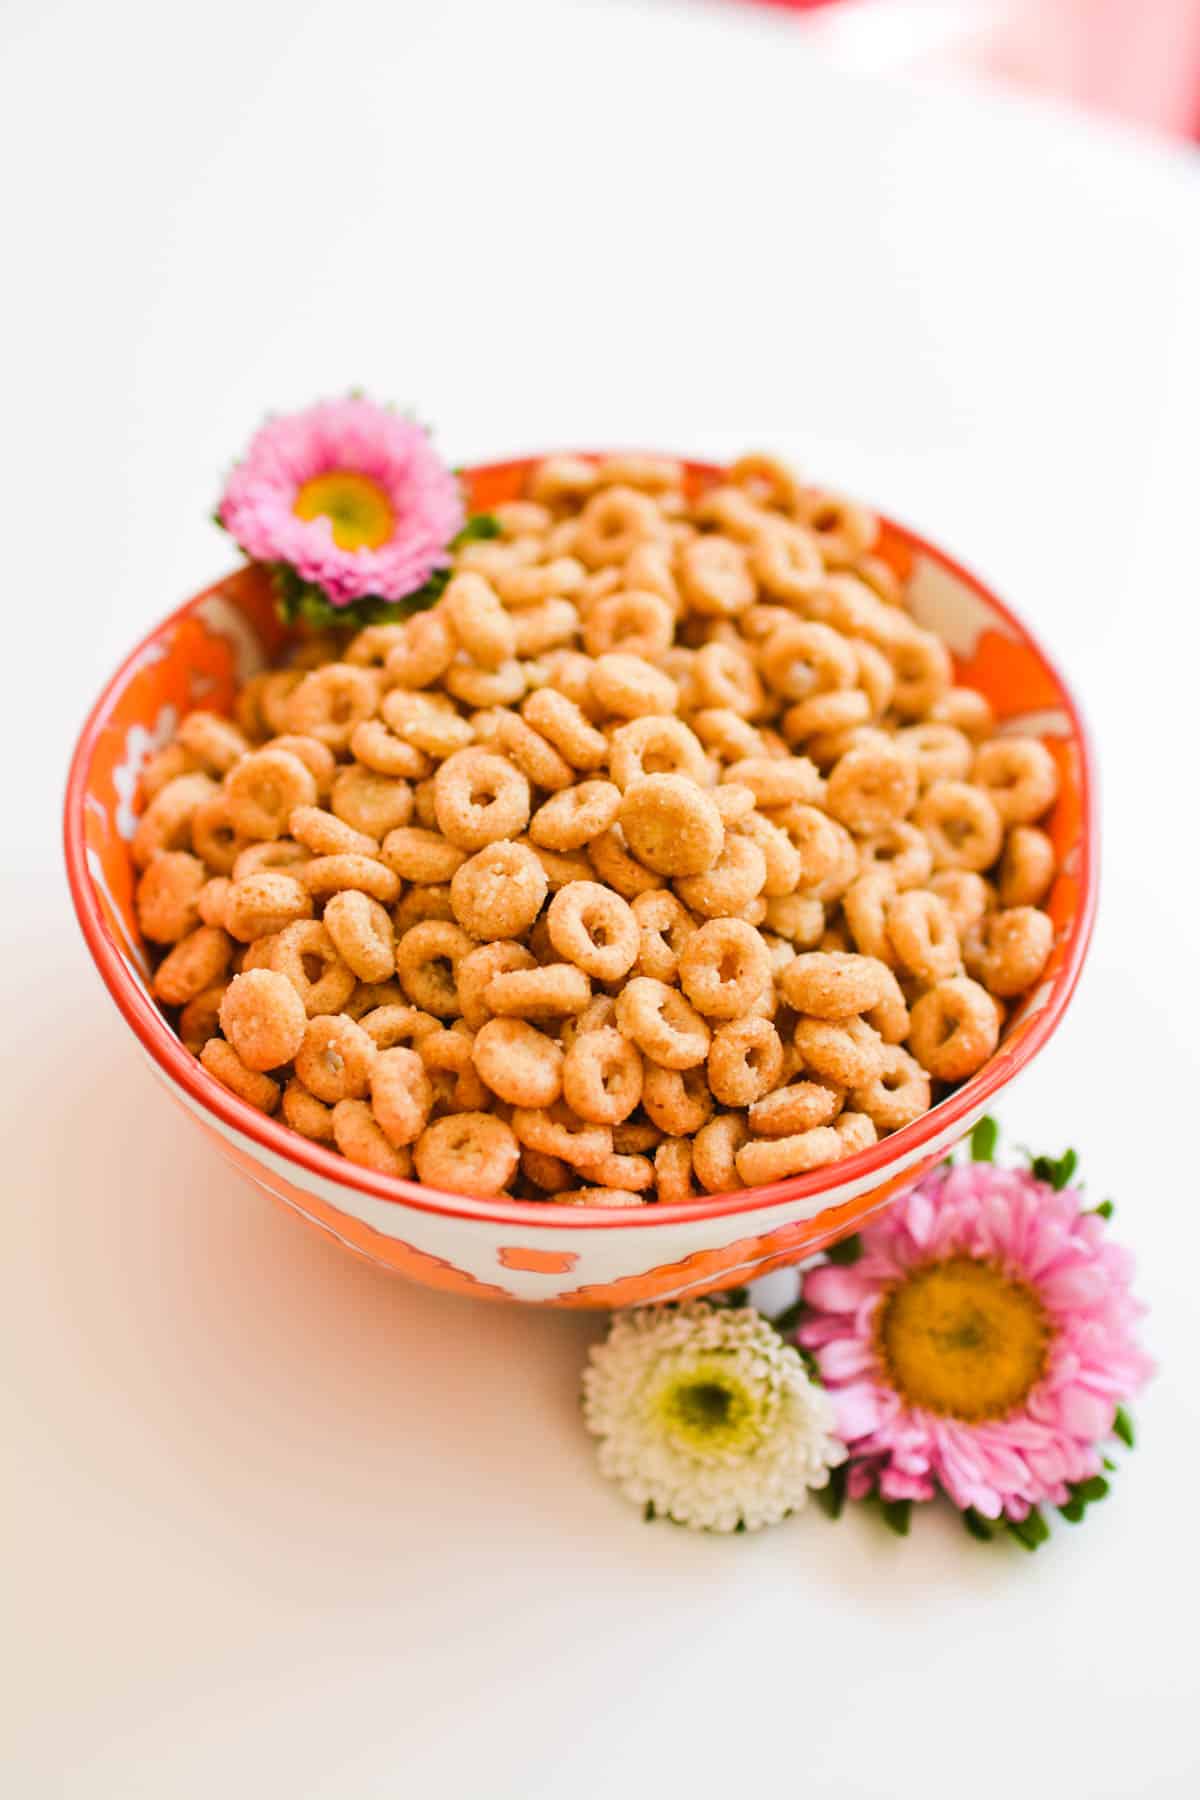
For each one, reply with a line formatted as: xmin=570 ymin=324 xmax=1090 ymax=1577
xmin=582 ymin=1302 xmax=846 ymax=1533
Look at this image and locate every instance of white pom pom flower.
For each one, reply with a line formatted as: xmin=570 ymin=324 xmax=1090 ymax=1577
xmin=582 ymin=1302 xmax=846 ymax=1533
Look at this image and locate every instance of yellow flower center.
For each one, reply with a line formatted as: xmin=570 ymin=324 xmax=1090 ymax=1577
xmin=875 ymin=1256 xmax=1051 ymax=1421
xmin=293 ymin=470 xmax=395 ymax=551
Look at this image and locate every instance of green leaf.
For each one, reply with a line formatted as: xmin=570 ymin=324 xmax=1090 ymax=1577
xmin=1075 ymin=1475 xmax=1110 ymax=1504
xmin=1053 ymin=1148 xmax=1079 ymax=1190
xmin=770 ymin=1298 xmax=806 ymax=1338
xmin=644 ymin=1501 xmax=657 ymax=1523
xmin=1093 ymin=1199 xmax=1115 ymax=1220
xmin=715 ymin=1286 xmax=750 ymax=1310
xmin=970 ymin=1116 xmax=999 ymax=1161
xmin=826 ymin=1235 xmax=862 ymax=1267
xmin=1113 ymin=1406 xmax=1135 ymax=1449
xmin=1005 ymin=1507 xmax=1050 ymax=1551
xmin=452 ymin=513 xmax=502 ymax=547
xmin=815 ymin=1464 xmax=848 ymax=1521
xmin=1058 ymin=1497 xmax=1087 ymax=1523
xmin=1030 ymin=1155 xmax=1055 ymax=1184
xmin=880 ymin=1498 xmax=912 ymax=1537
xmin=962 ymin=1508 xmax=995 ymax=1542
xmin=268 ymin=512 xmax=502 ymax=632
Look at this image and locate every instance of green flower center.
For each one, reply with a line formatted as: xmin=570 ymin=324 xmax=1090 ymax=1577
xmin=293 ymin=470 xmax=394 ymax=551
xmin=650 ymin=1354 xmax=766 ymax=1458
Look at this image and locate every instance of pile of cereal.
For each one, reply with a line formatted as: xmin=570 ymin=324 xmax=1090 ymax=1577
xmin=133 ymin=453 xmax=1059 ymax=1205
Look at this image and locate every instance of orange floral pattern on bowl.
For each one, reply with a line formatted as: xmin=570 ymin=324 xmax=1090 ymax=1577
xmin=64 ymin=457 xmax=1097 ymax=1307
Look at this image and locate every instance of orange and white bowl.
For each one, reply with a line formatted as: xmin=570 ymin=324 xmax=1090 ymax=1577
xmin=63 ymin=456 xmax=1096 ymax=1307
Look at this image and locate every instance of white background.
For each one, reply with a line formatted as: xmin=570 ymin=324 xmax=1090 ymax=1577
xmin=4 ymin=1 xmax=1200 ymax=1794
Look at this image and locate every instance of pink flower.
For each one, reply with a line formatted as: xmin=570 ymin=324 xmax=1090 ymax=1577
xmin=217 ymin=398 xmax=464 ymax=607
xmin=798 ymin=1162 xmax=1153 ymax=1521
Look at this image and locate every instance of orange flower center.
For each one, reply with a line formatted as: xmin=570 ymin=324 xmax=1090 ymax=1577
xmin=293 ymin=470 xmax=395 ymax=551
xmin=875 ymin=1256 xmax=1050 ymax=1421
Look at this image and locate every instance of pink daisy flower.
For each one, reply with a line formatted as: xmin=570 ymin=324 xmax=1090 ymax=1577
xmin=217 ymin=398 xmax=465 ymax=607
xmin=798 ymin=1161 xmax=1153 ymax=1523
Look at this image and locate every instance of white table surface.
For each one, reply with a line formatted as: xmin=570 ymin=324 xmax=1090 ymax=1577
xmin=5 ymin=2 xmax=1200 ymax=1794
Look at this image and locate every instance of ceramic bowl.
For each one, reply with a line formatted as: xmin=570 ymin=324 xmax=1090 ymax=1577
xmin=64 ymin=455 xmax=1096 ymax=1306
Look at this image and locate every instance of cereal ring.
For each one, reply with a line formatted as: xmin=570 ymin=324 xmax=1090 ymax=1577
xmin=583 ymin=589 xmax=674 ymax=661
xmin=674 ymin=833 xmax=766 ymax=918
xmin=973 ymin=737 xmax=1060 ymax=824
xmin=240 ymin=934 xmax=281 ymax=972
xmin=928 ymin=869 xmax=993 ymax=936
xmin=748 ymin=519 xmax=825 ymax=604
xmin=653 ymin=1139 xmax=694 ymax=1205
xmin=443 ymin=572 xmax=518 ymax=670
xmin=281 ymin=1079 xmax=335 ymax=1142
xmin=522 ymin=685 xmax=610 ymax=770
xmin=132 ymin=772 xmax=219 ymax=869
xmin=378 ymin=827 xmax=464 ymax=885
xmin=618 ymin=774 xmax=724 ymax=878
xmin=840 ymin=871 xmax=896 ymax=965
xmin=331 ymin=764 xmax=413 ymax=840
xmin=930 ymin=686 xmax=994 ymax=739
xmin=433 ymin=748 xmax=531 ymax=850
xmin=690 ymin=640 xmax=764 ymax=718
xmin=614 ymin=977 xmax=710 ymax=1070
xmin=153 ymin=924 xmax=234 ymax=1005
xmin=231 ymin=839 xmax=309 ymax=881
xmin=914 ymin=782 xmax=1003 ymax=872
xmin=641 ymin=1065 xmax=714 ymax=1137
xmin=483 ymin=962 xmax=592 ymax=1019
xmin=834 ymin=1111 xmax=878 ymax=1156
xmin=852 ymin=641 xmax=896 ymax=717
xmin=588 ymin=653 xmax=677 ymax=720
xmin=510 ymin=598 xmax=581 ymax=657
xmin=510 ymin=1104 xmax=612 ymax=1170
xmin=392 ymin=884 xmax=455 ymax=931
xmin=350 ymin=718 xmax=431 ymax=780
xmin=678 ymin=534 xmax=755 ymax=617
xmin=587 ymin=825 xmax=666 ymax=899
xmin=368 ymin=1045 xmax=434 ymax=1147
xmin=735 ymin=1127 xmax=844 ymax=1186
xmin=908 ymin=977 xmax=1000 ymax=1080
xmin=557 ymin=1188 xmax=646 ymax=1209
xmin=748 ymin=1081 xmax=841 ymax=1138
xmin=608 ymin=717 xmax=709 ymax=792
xmin=294 ymin=1013 xmax=377 ymax=1102
xmin=780 ymin=951 xmax=890 ymax=1020
xmin=545 ymin=881 xmax=638 ymax=981
xmin=177 ymin=982 xmax=229 ymax=1055
xmin=324 ymin=889 xmax=396 ymax=982
xmin=359 ymin=1004 xmax=441 ymax=1050
xmin=333 ymin=1099 xmax=412 ymax=1176
xmin=723 ymin=756 xmax=823 ymax=808
xmin=529 ymin=780 xmax=622 ymax=851
xmin=897 ymin=723 xmax=973 ymax=787
xmin=342 ymin=980 xmax=404 ymax=1019
xmin=270 ymin=920 xmax=357 ymax=1017
xmin=713 ymin=784 xmax=757 ymax=825
xmin=345 ymin=622 xmax=411 ymax=668
xmin=289 ymin=806 xmax=379 ymax=858
xmin=887 ymin=889 xmax=961 ymax=983
xmin=450 ymin=840 xmax=548 ymax=941
xmin=177 ymin=709 xmax=250 ymax=775
xmin=759 ymin=621 xmax=856 ymax=701
xmin=140 ymin=741 xmax=201 ymax=802
xmin=856 ymin=821 xmax=932 ymax=891
xmin=561 ymin=1026 xmax=643 ymax=1124
xmin=852 ymin=1045 xmax=931 ymax=1132
xmin=394 ymin=920 xmax=473 ymax=1017
xmin=225 ymin=748 xmax=318 ymax=842
xmin=282 ymin=663 xmax=379 ymax=751
xmin=471 ymin=1018 xmax=563 ymax=1108
xmin=417 ymin=1025 xmax=491 ymax=1115
xmin=528 ymin=454 xmax=600 ymax=507
xmin=301 ymin=855 xmax=401 ymax=904
xmin=595 ymin=453 xmax=683 ymax=493
xmin=200 ymin=1038 xmax=280 ymax=1114
xmin=863 ymin=964 xmax=910 ymax=1045
xmin=219 ymin=968 xmax=307 ymax=1071
xmin=136 ymin=851 xmax=206 ymax=943
xmin=793 ymin=1015 xmax=884 ymax=1087
xmin=573 ymin=1150 xmax=654 ymax=1192
xmin=443 ymin=657 xmax=526 ymax=710
xmin=707 ymin=1017 xmax=783 ymax=1107
xmin=495 ymin=557 xmax=587 ymax=606
xmin=575 ymin=485 xmax=661 ymax=568
xmin=731 ymin=811 xmax=802 ymax=898
xmin=783 ymin=689 xmax=872 ymax=741
xmin=998 ymin=826 xmax=1055 ymax=909
xmin=631 ymin=890 xmax=697 ymax=982
xmin=677 ymin=918 xmax=771 ymax=1020
xmin=964 ymin=906 xmax=1054 ymax=997
xmin=691 ymin=708 xmax=763 ymax=763
xmin=521 ymin=1147 xmax=574 ymax=1194
xmin=692 ymin=1113 xmax=748 ymax=1193
xmin=455 ymin=941 xmax=536 ymax=1030
xmin=826 ymin=742 xmax=918 ymax=833
xmin=494 ymin=712 xmax=575 ymax=792
xmin=763 ymin=894 xmax=825 ymax=947
xmin=223 ymin=871 xmax=313 ymax=943
xmin=258 ymin=669 xmax=304 ymax=736
xmin=888 ymin=627 xmax=953 ymax=718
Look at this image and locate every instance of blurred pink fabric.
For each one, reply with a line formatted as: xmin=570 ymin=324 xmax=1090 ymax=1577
xmin=745 ymin=0 xmax=1200 ymax=137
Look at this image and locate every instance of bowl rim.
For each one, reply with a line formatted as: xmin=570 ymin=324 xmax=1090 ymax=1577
xmin=63 ymin=452 xmax=1098 ymax=1232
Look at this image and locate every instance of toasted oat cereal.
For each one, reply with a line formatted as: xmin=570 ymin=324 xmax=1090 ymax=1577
xmin=147 ymin=449 xmax=1059 ymax=1202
